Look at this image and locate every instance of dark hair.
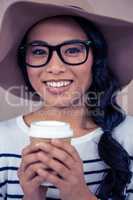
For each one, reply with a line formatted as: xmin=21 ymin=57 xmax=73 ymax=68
xmin=74 ymin=16 xmax=131 ymax=199
xmin=17 ymin=15 xmax=131 ymax=200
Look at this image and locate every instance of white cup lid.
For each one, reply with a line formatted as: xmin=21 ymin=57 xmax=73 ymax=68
xmin=29 ymin=120 xmax=73 ymax=139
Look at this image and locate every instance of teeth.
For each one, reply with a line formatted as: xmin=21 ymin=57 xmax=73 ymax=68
xmin=45 ymin=81 xmax=72 ymax=88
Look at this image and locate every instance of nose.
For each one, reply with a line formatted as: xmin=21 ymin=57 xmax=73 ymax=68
xmin=45 ymin=51 xmax=66 ymax=74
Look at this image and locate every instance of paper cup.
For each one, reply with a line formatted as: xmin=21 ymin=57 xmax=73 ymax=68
xmin=29 ymin=120 xmax=73 ymax=186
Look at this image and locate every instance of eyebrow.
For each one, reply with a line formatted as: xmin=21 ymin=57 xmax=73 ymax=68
xmin=28 ymin=39 xmax=88 ymax=46
xmin=28 ymin=40 xmax=49 ymax=46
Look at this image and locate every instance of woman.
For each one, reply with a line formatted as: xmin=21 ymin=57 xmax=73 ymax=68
xmin=0 ymin=1 xmax=133 ymax=200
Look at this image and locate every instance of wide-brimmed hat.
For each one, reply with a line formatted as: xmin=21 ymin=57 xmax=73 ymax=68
xmin=0 ymin=0 xmax=133 ymax=100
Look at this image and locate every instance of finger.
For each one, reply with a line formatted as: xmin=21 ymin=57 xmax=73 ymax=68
xmin=17 ymin=162 xmax=36 ymax=182
xmin=24 ymin=163 xmax=48 ymax=181
xmin=22 ymin=143 xmax=43 ymax=156
xmin=18 ymin=161 xmax=49 ymax=183
xmin=36 ymin=143 xmax=75 ymax=169
xmin=37 ymin=168 xmax=65 ymax=189
xmin=31 ymin=174 xmax=48 ymax=189
xmin=51 ymin=139 xmax=80 ymax=161
xmin=21 ymin=152 xmax=42 ymax=172
xmin=37 ymin=152 xmax=70 ymax=179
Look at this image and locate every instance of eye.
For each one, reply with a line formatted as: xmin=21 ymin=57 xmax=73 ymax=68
xmin=32 ymin=48 xmax=48 ymax=56
xmin=65 ymin=47 xmax=81 ymax=54
xmin=63 ymin=43 xmax=86 ymax=57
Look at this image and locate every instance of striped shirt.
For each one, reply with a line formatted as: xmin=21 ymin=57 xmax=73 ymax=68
xmin=0 ymin=115 xmax=133 ymax=200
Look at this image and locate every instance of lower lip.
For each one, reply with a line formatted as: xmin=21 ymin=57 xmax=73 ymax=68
xmin=44 ymin=82 xmax=73 ymax=95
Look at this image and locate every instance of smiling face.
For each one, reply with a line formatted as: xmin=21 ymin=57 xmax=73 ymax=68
xmin=26 ymin=16 xmax=93 ymax=108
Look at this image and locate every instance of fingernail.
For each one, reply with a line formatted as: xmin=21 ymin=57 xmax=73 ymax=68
xmin=51 ymin=139 xmax=60 ymax=143
xmin=35 ymin=142 xmax=44 ymax=146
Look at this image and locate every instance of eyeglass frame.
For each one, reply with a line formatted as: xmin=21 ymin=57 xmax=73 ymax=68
xmin=19 ymin=39 xmax=93 ymax=67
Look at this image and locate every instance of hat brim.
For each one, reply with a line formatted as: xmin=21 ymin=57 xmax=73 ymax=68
xmin=0 ymin=0 xmax=133 ymax=100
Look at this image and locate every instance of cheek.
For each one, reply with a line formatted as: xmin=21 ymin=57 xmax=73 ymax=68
xmin=26 ymin=68 xmax=41 ymax=90
xmin=79 ymin=53 xmax=93 ymax=90
xmin=81 ymin=66 xmax=92 ymax=91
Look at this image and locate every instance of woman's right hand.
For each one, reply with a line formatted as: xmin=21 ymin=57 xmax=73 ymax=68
xmin=17 ymin=144 xmax=48 ymax=200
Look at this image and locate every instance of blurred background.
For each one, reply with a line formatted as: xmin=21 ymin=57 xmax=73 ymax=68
xmin=0 ymin=0 xmax=133 ymax=120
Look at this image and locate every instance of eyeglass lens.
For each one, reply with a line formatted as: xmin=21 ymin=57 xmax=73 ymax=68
xmin=26 ymin=45 xmax=49 ymax=66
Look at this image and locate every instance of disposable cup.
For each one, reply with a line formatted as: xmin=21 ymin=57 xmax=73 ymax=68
xmin=29 ymin=120 xmax=73 ymax=186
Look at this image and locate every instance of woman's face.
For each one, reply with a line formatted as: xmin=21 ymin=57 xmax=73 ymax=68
xmin=26 ymin=17 xmax=93 ymax=108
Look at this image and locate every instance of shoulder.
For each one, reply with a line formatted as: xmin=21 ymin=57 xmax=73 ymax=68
xmin=0 ymin=116 xmax=20 ymax=145
xmin=0 ymin=116 xmax=19 ymax=133
xmin=0 ymin=116 xmax=29 ymax=152
xmin=112 ymin=115 xmax=133 ymax=156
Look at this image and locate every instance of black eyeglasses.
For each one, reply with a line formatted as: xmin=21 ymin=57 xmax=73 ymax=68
xmin=20 ymin=39 xmax=92 ymax=67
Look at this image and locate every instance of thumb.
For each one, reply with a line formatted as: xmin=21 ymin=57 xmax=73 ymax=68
xmin=40 ymin=186 xmax=48 ymax=198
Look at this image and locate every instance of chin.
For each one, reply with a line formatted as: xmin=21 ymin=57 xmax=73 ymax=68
xmin=43 ymin=97 xmax=73 ymax=108
xmin=40 ymin=88 xmax=84 ymax=108
xmin=44 ymin=96 xmax=83 ymax=109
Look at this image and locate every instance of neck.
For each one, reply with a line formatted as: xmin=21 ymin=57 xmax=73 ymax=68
xmin=24 ymin=106 xmax=98 ymax=137
xmin=36 ymin=104 xmax=89 ymax=123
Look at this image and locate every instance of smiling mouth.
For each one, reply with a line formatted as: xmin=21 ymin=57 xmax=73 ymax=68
xmin=43 ymin=80 xmax=73 ymax=88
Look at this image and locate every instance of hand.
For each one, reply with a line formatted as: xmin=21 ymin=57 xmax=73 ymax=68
xmin=17 ymin=145 xmax=48 ymax=200
xmin=34 ymin=140 xmax=97 ymax=200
